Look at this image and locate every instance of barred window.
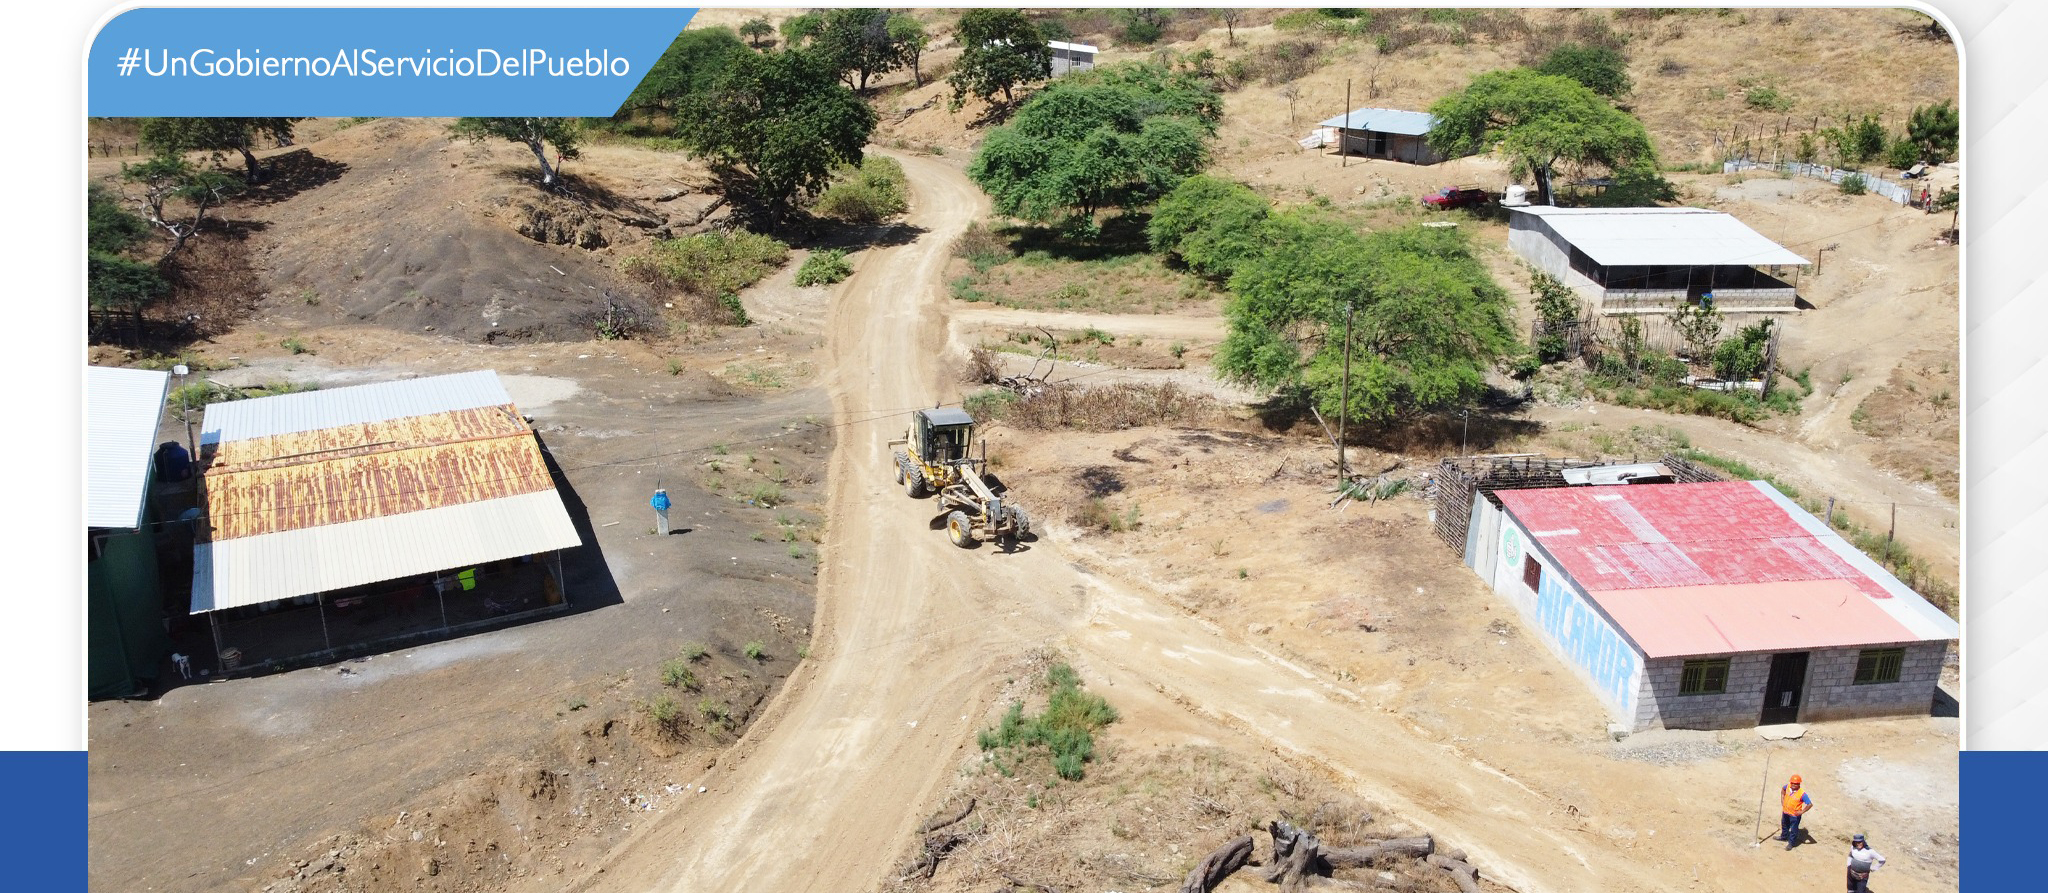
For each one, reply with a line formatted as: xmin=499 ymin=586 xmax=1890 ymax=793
xmin=1854 ymin=648 xmax=1905 ymax=685
xmin=1679 ymin=658 xmax=1730 ymax=695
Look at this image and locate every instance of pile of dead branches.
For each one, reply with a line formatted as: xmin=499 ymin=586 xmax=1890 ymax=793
xmin=1180 ymin=820 xmax=1489 ymax=893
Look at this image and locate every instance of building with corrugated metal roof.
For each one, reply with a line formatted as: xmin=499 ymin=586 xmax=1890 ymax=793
xmin=188 ymin=370 xmax=582 ymax=674
xmin=1303 ymin=107 xmax=1445 ymax=164
xmin=1507 ymin=206 xmax=1810 ymax=314
xmin=1459 ymin=478 xmax=1956 ymax=731
xmin=86 ymin=365 xmax=174 ymax=699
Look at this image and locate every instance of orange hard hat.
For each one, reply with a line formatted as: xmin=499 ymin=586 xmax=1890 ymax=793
xmin=1789 ymin=774 xmax=1802 ymax=785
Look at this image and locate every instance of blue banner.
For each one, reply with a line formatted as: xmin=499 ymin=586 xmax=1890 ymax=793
xmin=0 ymin=752 xmax=85 ymax=889
xmin=88 ymin=8 xmax=697 ymax=116
xmin=1962 ymin=751 xmax=2024 ymax=887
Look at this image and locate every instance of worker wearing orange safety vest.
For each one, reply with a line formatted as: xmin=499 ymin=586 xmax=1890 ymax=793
xmin=1777 ymin=774 xmax=1814 ymax=850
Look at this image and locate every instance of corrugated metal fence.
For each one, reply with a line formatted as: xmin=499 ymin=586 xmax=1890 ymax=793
xmin=1721 ymin=160 xmax=1930 ymax=206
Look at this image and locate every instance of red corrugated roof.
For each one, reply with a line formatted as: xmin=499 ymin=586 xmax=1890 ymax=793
xmin=1495 ymin=482 xmax=1891 ymax=600
xmin=1585 ymin=579 xmax=1916 ymax=658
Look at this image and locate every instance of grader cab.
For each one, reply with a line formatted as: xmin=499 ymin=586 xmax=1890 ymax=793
xmin=889 ymin=408 xmax=1031 ymax=549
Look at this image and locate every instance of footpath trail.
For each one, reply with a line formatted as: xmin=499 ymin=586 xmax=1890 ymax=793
xmin=577 ymin=156 xmax=1768 ymax=893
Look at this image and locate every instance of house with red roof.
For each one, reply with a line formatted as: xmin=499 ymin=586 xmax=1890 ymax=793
xmin=1469 ymin=479 xmax=1956 ymax=731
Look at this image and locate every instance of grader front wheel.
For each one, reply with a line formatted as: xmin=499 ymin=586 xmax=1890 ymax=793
xmin=905 ymin=467 xmax=929 ymax=498
xmin=946 ymin=511 xmax=975 ymax=548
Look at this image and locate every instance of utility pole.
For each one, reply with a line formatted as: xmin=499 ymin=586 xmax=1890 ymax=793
xmin=1341 ymin=79 xmax=1352 ymax=169
xmin=1337 ymin=301 xmax=1354 ymax=484
xmin=1825 ymin=496 xmax=1836 ymax=529
xmin=1885 ymin=502 xmax=1897 ymax=567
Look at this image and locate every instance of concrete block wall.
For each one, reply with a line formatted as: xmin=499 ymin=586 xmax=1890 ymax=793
xmin=1800 ymin=642 xmax=1947 ymax=721
xmin=1634 ymin=652 xmax=1777 ymax=731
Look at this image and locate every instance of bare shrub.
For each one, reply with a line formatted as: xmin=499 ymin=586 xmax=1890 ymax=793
xmin=999 ymin=382 xmax=1220 ymax=431
xmin=951 ymin=222 xmax=1012 ymax=272
xmin=966 ymin=347 xmax=1004 ymax=384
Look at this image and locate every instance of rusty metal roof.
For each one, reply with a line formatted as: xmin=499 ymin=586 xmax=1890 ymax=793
xmin=190 ymin=371 xmax=579 ymax=613
xmin=1497 ymin=481 xmax=1958 ymax=650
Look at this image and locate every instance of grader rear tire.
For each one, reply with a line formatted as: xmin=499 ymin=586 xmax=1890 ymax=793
xmin=906 ymin=467 xmax=929 ymax=498
xmin=946 ymin=511 xmax=975 ymax=548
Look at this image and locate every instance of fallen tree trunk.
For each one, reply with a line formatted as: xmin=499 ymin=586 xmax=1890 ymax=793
xmin=1425 ymin=853 xmax=1480 ymax=893
xmin=1178 ymin=835 xmax=1254 ymax=893
xmin=917 ymin=797 xmax=975 ymax=833
xmin=1262 ymin=821 xmax=1324 ymax=893
xmin=1322 ymin=836 xmax=1434 ymax=869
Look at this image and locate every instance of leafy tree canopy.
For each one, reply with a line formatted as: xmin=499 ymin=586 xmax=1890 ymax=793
xmin=780 ymin=12 xmax=824 ymax=46
xmin=1536 ymin=43 xmax=1631 ymax=98
xmin=1428 ymin=68 xmax=1658 ymax=206
xmin=967 ymin=62 xmax=1220 ymax=222
xmin=1216 ymin=213 xmax=1517 ymax=422
xmin=138 ymin=117 xmax=303 ymax=179
xmin=813 ymin=8 xmax=910 ymax=92
xmin=1907 ymin=99 xmax=1958 ymax=163
xmin=88 ymin=183 xmax=152 ymax=256
xmin=1147 ymin=175 xmax=1269 ymax=279
xmin=678 ymin=48 xmax=878 ymax=221
xmin=740 ymin=17 xmax=775 ymax=48
xmin=949 ymin=9 xmax=1053 ymax=110
xmin=887 ymin=14 xmax=930 ymax=86
xmin=449 ymin=117 xmax=582 ymax=187
xmin=617 ymin=27 xmax=749 ymax=116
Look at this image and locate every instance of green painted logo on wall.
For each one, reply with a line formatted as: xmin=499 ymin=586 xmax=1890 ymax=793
xmin=1502 ymin=525 xmax=1521 ymax=569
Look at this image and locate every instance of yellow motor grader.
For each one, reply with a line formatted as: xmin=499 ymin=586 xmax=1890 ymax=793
xmin=889 ymin=407 xmax=1030 ymax=549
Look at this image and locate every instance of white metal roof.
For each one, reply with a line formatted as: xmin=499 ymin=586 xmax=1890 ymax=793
xmin=1316 ymin=107 xmax=1437 ymax=136
xmin=85 ymin=366 xmax=170 ymax=529
xmin=191 ymin=490 xmax=580 ymax=612
xmin=199 ymin=369 xmax=514 ymax=446
xmin=1047 ymin=40 xmax=1098 ymax=54
xmin=1510 ymin=206 xmax=1810 ymax=267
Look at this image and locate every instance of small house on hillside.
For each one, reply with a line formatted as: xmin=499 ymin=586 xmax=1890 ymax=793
xmin=1304 ymin=107 xmax=1444 ymax=164
xmin=1507 ymin=206 xmax=1809 ymax=314
xmin=1439 ymin=460 xmax=1956 ymax=731
xmin=188 ymin=370 xmax=583 ymax=674
xmin=1048 ymin=40 xmax=1096 ymax=76
xmin=86 ymin=366 xmax=173 ymax=698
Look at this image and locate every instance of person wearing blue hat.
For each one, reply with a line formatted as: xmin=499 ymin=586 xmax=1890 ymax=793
xmin=1845 ymin=833 xmax=1885 ymax=893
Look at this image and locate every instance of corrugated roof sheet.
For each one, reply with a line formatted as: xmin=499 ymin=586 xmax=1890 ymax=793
xmin=1048 ymin=40 xmax=1098 ymax=53
xmin=1316 ymin=107 xmax=1437 ymax=135
xmin=1509 ymin=206 xmax=1810 ymax=267
xmin=1587 ymin=579 xmax=1916 ymax=659
xmin=1497 ymin=481 xmax=1957 ymax=647
xmin=85 ymin=366 xmax=170 ymax=529
xmin=199 ymin=369 xmax=512 ymax=446
xmin=192 ymin=491 xmax=580 ymax=612
xmin=191 ymin=371 xmax=580 ymax=612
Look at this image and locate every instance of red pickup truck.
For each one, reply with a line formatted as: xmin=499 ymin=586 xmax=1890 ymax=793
xmin=1422 ymin=186 xmax=1493 ymax=210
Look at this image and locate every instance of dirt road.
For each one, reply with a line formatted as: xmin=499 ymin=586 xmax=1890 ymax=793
xmin=571 ymin=156 xmax=1705 ymax=893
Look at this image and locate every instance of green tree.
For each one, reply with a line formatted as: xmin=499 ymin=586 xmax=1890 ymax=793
xmin=1907 ymin=100 xmax=1958 ymax=163
xmin=888 ymin=14 xmax=930 ymax=87
xmin=1217 ymin=214 xmax=1517 ymax=422
xmin=616 ymin=28 xmax=748 ymax=117
xmin=87 ymin=183 xmax=152 ymax=256
xmin=1213 ymin=9 xmax=1246 ymax=46
xmin=1672 ymin=300 xmax=1723 ymax=363
xmin=949 ymin=9 xmax=1053 ymax=110
xmin=1536 ymin=43 xmax=1631 ymax=98
xmin=814 ymin=8 xmax=909 ymax=92
xmin=87 ymin=183 xmax=169 ymax=315
xmin=138 ymin=117 xmax=304 ymax=181
xmin=1427 ymin=69 xmax=1659 ymax=206
xmin=1119 ymin=9 xmax=1172 ymax=45
xmin=740 ymin=17 xmax=775 ymax=49
xmin=779 ymin=12 xmax=824 ymax=46
xmin=449 ymin=117 xmax=582 ymax=188
xmin=1530 ymin=271 xmax=1580 ymax=362
xmin=678 ymin=49 xmax=878 ymax=223
xmin=120 ymin=154 xmax=242 ymax=258
xmin=1711 ymin=318 xmax=1773 ymax=381
xmin=967 ymin=63 xmax=1219 ymax=222
xmin=1147 ymin=175 xmax=1269 ymax=278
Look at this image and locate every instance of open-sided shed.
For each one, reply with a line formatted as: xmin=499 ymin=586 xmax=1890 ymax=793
xmin=189 ymin=370 xmax=582 ymax=672
xmin=1507 ymin=206 xmax=1810 ymax=314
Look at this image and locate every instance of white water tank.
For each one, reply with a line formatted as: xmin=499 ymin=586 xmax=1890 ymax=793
xmin=1502 ymin=184 xmax=1529 ymax=207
